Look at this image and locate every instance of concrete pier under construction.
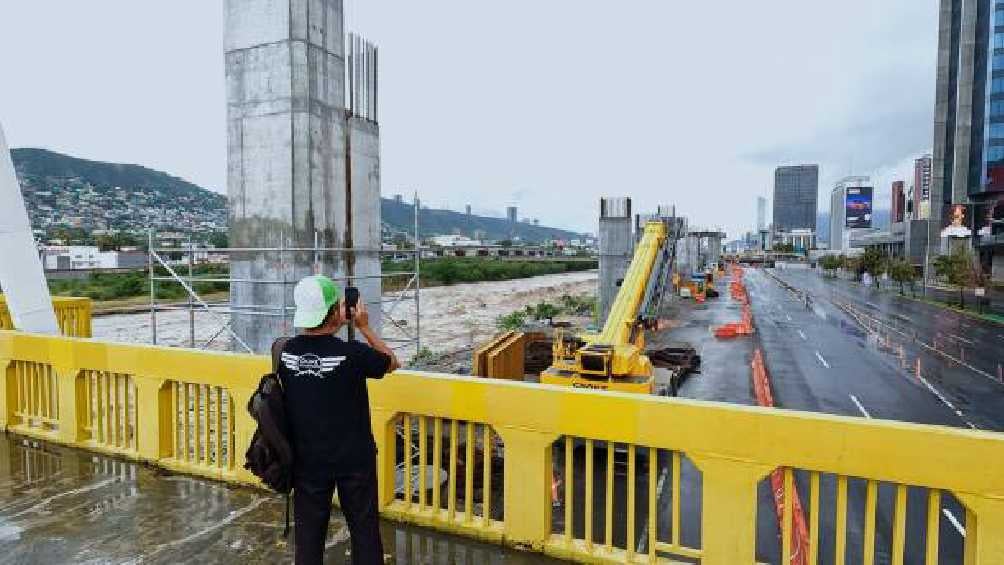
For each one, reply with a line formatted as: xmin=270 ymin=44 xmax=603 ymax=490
xmin=225 ymin=0 xmax=381 ymax=352
xmin=598 ymin=197 xmax=633 ymax=324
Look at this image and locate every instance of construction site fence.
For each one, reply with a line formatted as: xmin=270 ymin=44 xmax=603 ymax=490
xmin=2 ymin=330 xmax=1004 ymax=563
xmin=0 ymin=295 xmax=92 ymax=338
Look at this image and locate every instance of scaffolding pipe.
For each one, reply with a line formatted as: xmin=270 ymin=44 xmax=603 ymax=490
xmin=415 ymin=191 xmax=421 ymax=354
xmin=148 ymin=229 xmax=157 ymax=345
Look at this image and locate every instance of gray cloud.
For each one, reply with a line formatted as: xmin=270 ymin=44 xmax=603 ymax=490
xmin=0 ymin=1 xmax=940 ymax=238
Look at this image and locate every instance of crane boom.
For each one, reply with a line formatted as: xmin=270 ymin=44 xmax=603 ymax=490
xmin=542 ymin=220 xmax=673 ymax=393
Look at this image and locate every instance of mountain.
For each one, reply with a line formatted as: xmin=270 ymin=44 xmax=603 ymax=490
xmin=13 ymin=148 xmax=583 ymax=242
xmin=381 ymin=198 xmax=585 ymax=242
xmin=14 ymin=148 xmax=226 ymax=235
xmin=14 ymin=148 xmax=213 ymax=198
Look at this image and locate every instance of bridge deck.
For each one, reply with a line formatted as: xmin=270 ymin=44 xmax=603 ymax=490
xmin=0 ymin=433 xmax=557 ymax=564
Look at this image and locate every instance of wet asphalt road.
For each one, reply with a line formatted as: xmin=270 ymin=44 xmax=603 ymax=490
xmin=747 ymin=267 xmax=1004 ymax=564
xmin=765 ymin=268 xmax=1004 ymax=431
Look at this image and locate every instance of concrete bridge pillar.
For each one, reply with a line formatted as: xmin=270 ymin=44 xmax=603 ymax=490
xmin=598 ymin=197 xmax=633 ymax=326
xmin=225 ymin=0 xmax=381 ymax=352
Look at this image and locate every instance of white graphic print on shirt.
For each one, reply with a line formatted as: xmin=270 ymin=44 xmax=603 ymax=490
xmin=281 ymin=352 xmax=346 ymax=378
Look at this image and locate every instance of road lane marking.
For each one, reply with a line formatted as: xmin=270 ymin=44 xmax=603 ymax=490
xmin=916 ymin=374 xmax=979 ymax=430
xmin=849 ymin=395 xmax=871 ymax=418
xmin=798 ymin=329 xmax=806 ymax=341
xmin=946 ymin=333 xmax=974 ymax=345
xmin=786 ymin=314 xmax=792 ymax=322
xmin=814 ymin=351 xmax=830 ymax=368
xmin=943 ymin=508 xmax=966 ymax=537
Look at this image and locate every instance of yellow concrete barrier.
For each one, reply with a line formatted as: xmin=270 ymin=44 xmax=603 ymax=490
xmin=0 ymin=295 xmax=92 ymax=337
xmin=2 ymin=329 xmax=1004 ymax=563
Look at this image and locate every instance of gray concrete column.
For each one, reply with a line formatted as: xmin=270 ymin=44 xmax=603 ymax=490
xmin=225 ymin=0 xmax=380 ymax=352
xmin=598 ymin=197 xmax=633 ymax=326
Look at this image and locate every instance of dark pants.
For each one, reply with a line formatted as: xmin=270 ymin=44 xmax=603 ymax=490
xmin=293 ymin=461 xmax=383 ymax=565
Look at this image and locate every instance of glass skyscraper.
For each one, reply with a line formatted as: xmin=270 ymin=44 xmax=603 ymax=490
xmin=772 ymin=165 xmax=819 ymax=232
xmin=933 ymin=0 xmax=1004 ymax=278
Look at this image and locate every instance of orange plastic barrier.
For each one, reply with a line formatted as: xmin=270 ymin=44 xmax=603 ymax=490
xmin=714 ymin=266 xmax=753 ymax=338
xmin=753 ymin=349 xmax=809 ymax=565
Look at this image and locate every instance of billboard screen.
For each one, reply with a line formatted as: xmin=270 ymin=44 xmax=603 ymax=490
xmin=845 ymin=186 xmax=873 ymax=228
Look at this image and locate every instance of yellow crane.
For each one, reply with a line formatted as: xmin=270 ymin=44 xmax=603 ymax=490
xmin=541 ymin=220 xmax=674 ymax=393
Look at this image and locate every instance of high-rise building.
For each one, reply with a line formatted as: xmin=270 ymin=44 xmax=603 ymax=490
xmin=912 ymin=155 xmax=932 ymax=219
xmin=932 ymin=1 xmax=1004 ymax=279
xmin=772 ymin=165 xmax=819 ymax=232
xmin=892 ymin=181 xmax=906 ymax=224
xmin=756 ymin=196 xmax=767 ymax=231
xmin=829 ymin=176 xmax=873 ymax=251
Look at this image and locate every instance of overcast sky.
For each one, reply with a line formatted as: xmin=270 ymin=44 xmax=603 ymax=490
xmin=0 ymin=1 xmax=937 ymax=237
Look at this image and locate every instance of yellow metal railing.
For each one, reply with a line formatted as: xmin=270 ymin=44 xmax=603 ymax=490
xmin=2 ymin=330 xmax=1004 ymax=563
xmin=0 ymin=295 xmax=92 ymax=337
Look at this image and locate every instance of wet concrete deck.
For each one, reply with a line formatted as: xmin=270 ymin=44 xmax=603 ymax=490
xmin=651 ymin=270 xmax=756 ymax=405
xmin=0 ymin=433 xmax=560 ymax=564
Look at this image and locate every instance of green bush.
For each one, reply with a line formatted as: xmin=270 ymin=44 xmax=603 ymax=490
xmin=47 ymin=263 xmax=230 ymax=301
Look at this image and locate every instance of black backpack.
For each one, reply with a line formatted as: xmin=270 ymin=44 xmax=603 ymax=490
xmin=244 ymin=337 xmax=295 ymax=535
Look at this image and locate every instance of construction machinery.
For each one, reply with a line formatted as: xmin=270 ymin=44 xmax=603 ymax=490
xmin=541 ymin=220 xmax=677 ymax=393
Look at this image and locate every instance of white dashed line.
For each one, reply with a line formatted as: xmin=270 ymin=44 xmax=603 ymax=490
xmin=849 ymin=394 xmax=871 ymax=418
xmin=943 ymin=508 xmax=966 ymax=537
xmin=917 ymin=374 xmax=979 ymax=430
xmin=946 ymin=333 xmax=974 ymax=345
xmin=814 ymin=351 xmax=830 ymax=368
xmin=797 ymin=330 xmax=807 ymax=340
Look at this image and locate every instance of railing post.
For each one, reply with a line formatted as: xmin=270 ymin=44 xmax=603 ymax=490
xmin=0 ymin=358 xmax=12 ymax=430
xmin=229 ymin=386 xmax=259 ymax=484
xmin=956 ymin=493 xmax=1004 ymax=564
xmin=690 ymin=454 xmax=771 ymax=565
xmin=133 ymin=375 xmax=171 ymax=461
xmin=371 ymin=407 xmax=399 ymax=507
xmin=78 ymin=301 xmax=92 ymax=338
xmin=494 ymin=426 xmax=560 ymax=550
xmin=53 ymin=366 xmax=84 ymax=443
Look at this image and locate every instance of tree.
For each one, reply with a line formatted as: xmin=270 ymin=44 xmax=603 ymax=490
xmin=858 ymin=248 xmax=885 ymax=288
xmin=208 ymin=230 xmax=229 ymax=249
xmin=820 ymin=255 xmax=842 ymax=277
xmin=886 ymin=258 xmax=915 ymax=295
xmin=933 ymin=248 xmax=977 ymax=309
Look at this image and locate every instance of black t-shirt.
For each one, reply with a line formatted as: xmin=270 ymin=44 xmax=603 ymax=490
xmin=278 ymin=334 xmax=391 ymax=470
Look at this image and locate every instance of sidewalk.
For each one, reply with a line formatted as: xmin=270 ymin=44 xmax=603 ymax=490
xmin=0 ymin=433 xmax=558 ymax=564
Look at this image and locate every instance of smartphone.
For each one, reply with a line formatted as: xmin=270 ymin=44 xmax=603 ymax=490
xmin=345 ymin=286 xmax=360 ymax=316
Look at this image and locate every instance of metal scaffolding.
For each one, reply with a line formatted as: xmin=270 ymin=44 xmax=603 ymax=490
xmin=147 ymin=195 xmax=423 ymax=357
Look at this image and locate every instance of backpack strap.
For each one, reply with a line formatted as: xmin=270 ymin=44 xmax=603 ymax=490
xmin=271 ymin=336 xmax=291 ymax=375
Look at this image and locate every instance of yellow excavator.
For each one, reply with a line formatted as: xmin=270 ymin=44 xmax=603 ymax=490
xmin=541 ymin=220 xmax=676 ymax=393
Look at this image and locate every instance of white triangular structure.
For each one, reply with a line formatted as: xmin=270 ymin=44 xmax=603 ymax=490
xmin=0 ymin=122 xmax=58 ymax=334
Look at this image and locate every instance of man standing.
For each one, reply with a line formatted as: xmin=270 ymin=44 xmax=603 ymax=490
xmin=280 ymin=275 xmax=400 ymax=564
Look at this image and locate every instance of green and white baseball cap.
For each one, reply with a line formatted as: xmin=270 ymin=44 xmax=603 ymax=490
xmin=292 ymin=275 xmax=342 ymax=328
